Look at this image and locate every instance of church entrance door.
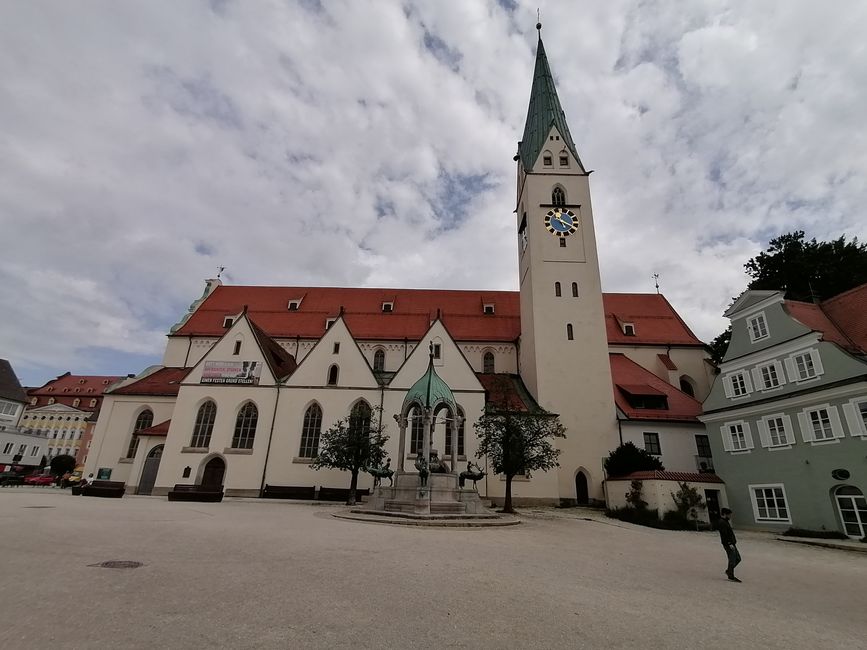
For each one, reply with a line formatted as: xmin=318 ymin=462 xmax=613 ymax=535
xmin=137 ymin=445 xmax=163 ymax=495
xmin=575 ymin=471 xmax=589 ymax=505
xmin=201 ymin=457 xmax=225 ymax=488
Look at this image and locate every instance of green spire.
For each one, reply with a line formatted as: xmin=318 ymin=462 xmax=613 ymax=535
xmin=518 ymin=32 xmax=584 ymax=171
xmin=402 ymin=345 xmax=457 ymax=413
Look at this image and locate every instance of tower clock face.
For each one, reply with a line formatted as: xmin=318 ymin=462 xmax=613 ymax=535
xmin=544 ymin=208 xmax=579 ymax=237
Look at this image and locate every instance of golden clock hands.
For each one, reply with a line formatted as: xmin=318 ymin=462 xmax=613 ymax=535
xmin=555 ymin=215 xmax=571 ymax=227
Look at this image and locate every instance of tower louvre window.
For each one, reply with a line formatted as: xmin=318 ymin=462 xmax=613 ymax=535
xmin=552 ymin=186 xmax=565 ymax=206
xmin=567 ymin=324 xmax=574 ymax=340
xmin=543 ymin=155 xmax=552 ymax=166
xmin=559 ymin=239 xmax=566 ymax=248
xmin=555 ymin=282 xmax=561 ymax=297
xmin=572 ymin=282 xmax=578 ymax=297
xmin=559 ymin=155 xmax=568 ymax=166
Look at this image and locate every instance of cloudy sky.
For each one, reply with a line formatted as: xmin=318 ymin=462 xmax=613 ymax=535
xmin=2 ymin=0 xmax=865 ymax=387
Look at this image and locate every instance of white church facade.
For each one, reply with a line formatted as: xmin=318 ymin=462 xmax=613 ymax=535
xmin=85 ymin=31 xmax=714 ymax=505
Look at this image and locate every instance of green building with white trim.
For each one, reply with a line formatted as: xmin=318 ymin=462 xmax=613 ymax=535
xmin=700 ymin=285 xmax=867 ymax=538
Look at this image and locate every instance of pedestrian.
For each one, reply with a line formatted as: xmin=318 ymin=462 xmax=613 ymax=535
xmin=718 ymin=507 xmax=741 ymax=582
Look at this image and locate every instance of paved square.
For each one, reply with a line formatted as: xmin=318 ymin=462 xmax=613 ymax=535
xmin=1 ymin=488 xmax=865 ymax=649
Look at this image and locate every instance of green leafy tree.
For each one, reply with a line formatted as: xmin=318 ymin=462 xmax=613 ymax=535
xmin=310 ymin=404 xmax=388 ymax=505
xmin=49 ymin=454 xmax=76 ymax=477
xmin=474 ymin=402 xmax=566 ymax=514
xmin=708 ymin=327 xmax=732 ymax=365
xmin=744 ymin=231 xmax=867 ymax=301
xmin=625 ymin=480 xmax=648 ymax=510
xmin=669 ymin=481 xmax=706 ymax=529
xmin=603 ymin=442 xmax=664 ymax=478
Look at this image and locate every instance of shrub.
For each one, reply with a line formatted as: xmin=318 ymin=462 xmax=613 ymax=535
xmin=625 ymin=480 xmax=648 ymax=510
xmin=782 ymin=528 xmax=849 ymax=540
xmin=604 ymin=442 xmax=664 ymax=478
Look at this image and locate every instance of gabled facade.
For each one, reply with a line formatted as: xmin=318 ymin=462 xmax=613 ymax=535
xmin=85 ymin=28 xmax=712 ymax=505
xmin=700 ymin=286 xmax=867 ymax=537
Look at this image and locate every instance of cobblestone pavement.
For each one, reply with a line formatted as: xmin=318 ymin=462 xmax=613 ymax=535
xmin=2 ymin=488 xmax=865 ymax=649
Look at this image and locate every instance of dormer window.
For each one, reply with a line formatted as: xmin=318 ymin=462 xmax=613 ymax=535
xmin=87 ymin=388 xmax=94 ymax=393
xmin=90 ymin=399 xmax=97 ymax=407
xmin=287 ymin=300 xmax=301 ymax=311
xmin=483 ymin=304 xmax=495 ymax=315
xmin=623 ymin=323 xmax=636 ymax=336
xmin=78 ymin=379 xmax=85 ymax=384
xmin=382 ymin=302 xmax=394 ymax=313
xmin=325 ymin=318 xmax=336 ymax=329
xmin=747 ymin=312 xmax=769 ymax=342
xmin=74 ymin=388 xmax=80 ymax=393
xmin=102 ymin=380 xmax=109 ymax=385
xmin=223 ymin=317 xmax=234 ymax=328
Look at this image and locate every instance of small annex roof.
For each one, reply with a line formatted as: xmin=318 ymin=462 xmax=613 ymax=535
xmin=518 ymin=32 xmax=584 ymax=172
xmin=402 ymin=347 xmax=457 ymax=413
xmin=607 ymin=470 xmax=724 ymax=484
xmin=110 ymin=367 xmax=189 ymax=397
xmin=476 ymin=373 xmax=541 ymax=413
xmin=133 ymin=419 xmax=171 ymax=436
xmin=247 ymin=317 xmax=297 ymax=380
xmin=812 ymin=281 xmax=867 ymax=353
xmin=171 ymin=285 xmax=704 ymax=348
xmin=0 ymin=359 xmax=27 ymax=404
xmin=610 ymin=353 xmax=702 ymax=423
xmin=783 ymin=301 xmax=859 ymax=352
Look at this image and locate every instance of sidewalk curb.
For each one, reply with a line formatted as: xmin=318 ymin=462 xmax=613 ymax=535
xmin=777 ymin=536 xmax=867 ymax=554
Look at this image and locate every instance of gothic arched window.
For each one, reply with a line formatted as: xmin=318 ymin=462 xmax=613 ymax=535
xmin=552 ymin=186 xmax=566 ymax=206
xmin=483 ymin=351 xmax=495 ymax=374
xmin=299 ymin=403 xmax=323 ymax=458
xmin=555 ymin=282 xmax=561 ymax=297
xmin=190 ymin=401 xmax=217 ymax=448
xmin=349 ymin=401 xmax=372 ymax=441
xmin=127 ymin=409 xmax=153 ymax=458
xmin=327 ymin=365 xmax=339 ymax=386
xmin=373 ymin=349 xmax=385 ymax=373
xmin=232 ymin=402 xmax=258 ymax=449
xmin=572 ymin=282 xmax=579 ymax=297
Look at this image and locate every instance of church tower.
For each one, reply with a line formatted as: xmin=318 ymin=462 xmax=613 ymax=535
xmin=515 ymin=25 xmax=618 ymax=502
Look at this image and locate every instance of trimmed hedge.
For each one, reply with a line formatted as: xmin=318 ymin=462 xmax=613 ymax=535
xmin=782 ymin=527 xmax=849 ymax=540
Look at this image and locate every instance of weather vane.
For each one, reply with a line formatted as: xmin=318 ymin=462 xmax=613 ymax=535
xmin=217 ymin=266 xmax=225 ymax=280
xmin=652 ymin=273 xmax=660 ymax=294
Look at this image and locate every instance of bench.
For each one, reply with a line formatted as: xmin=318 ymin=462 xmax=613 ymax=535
xmin=81 ymin=480 xmax=126 ymax=499
xmin=262 ymin=485 xmax=316 ymax=500
xmin=167 ymin=483 xmax=224 ymax=502
xmin=317 ymin=487 xmax=370 ymax=502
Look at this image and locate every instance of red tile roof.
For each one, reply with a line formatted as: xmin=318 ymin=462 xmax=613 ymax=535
xmin=476 ymin=374 xmax=539 ymax=412
xmin=657 ymin=353 xmax=677 ymax=371
xmin=819 ymin=282 xmax=867 ymax=352
xmin=607 ymin=470 xmax=724 ymax=484
xmin=134 ymin=419 xmax=170 ymax=436
xmin=610 ymin=353 xmax=703 ymax=422
xmin=27 ymin=373 xmax=125 ymax=411
xmin=248 ymin=317 xmax=297 ymax=379
xmin=783 ymin=301 xmax=858 ymax=352
xmin=110 ymin=368 xmax=189 ymax=396
xmin=172 ymin=285 xmax=704 ymax=347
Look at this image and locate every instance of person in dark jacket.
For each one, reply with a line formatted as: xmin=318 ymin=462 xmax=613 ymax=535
xmin=718 ymin=507 xmax=741 ymax=582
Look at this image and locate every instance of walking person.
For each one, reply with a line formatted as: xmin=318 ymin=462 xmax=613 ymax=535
xmin=718 ymin=507 xmax=741 ymax=582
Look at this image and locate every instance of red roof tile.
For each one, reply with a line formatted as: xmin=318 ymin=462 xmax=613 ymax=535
xmin=608 ymin=470 xmax=724 ymax=484
xmin=476 ymin=374 xmax=538 ymax=412
xmin=617 ymin=383 xmax=666 ymax=397
xmin=172 ymin=286 xmax=704 ymax=347
xmin=110 ymin=368 xmax=189 ymax=396
xmin=783 ymin=300 xmax=860 ymax=352
xmin=610 ymin=353 xmax=703 ymax=423
xmin=657 ymin=353 xmax=677 ymax=371
xmin=134 ymin=419 xmax=170 ymax=436
xmin=819 ymin=282 xmax=867 ymax=352
xmin=27 ymin=373 xmax=125 ymax=411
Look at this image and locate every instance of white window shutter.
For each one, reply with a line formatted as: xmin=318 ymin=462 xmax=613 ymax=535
xmin=720 ymin=425 xmax=732 ymax=452
xmin=828 ymin=406 xmax=845 ymax=439
xmin=723 ymin=376 xmax=734 ymax=398
xmin=756 ymin=419 xmax=770 ymax=448
xmin=784 ymin=357 xmax=797 ymax=381
xmin=797 ymin=412 xmax=813 ymax=443
xmin=810 ymin=349 xmax=825 ymax=376
xmin=751 ymin=367 xmax=763 ymax=390
xmin=774 ymin=360 xmax=787 ymax=386
xmin=743 ymin=372 xmax=754 ymax=393
xmin=782 ymin=415 xmax=796 ymax=445
xmin=842 ymin=403 xmax=865 ymax=437
xmin=742 ymin=422 xmax=755 ymax=449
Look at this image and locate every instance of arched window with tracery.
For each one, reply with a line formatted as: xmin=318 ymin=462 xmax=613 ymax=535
xmin=190 ymin=401 xmax=217 ymax=448
xmin=552 ymin=186 xmax=566 ymax=206
xmin=483 ymin=351 xmax=495 ymax=374
xmin=299 ymin=403 xmax=322 ymax=458
xmin=373 ymin=349 xmax=385 ymax=373
xmin=127 ymin=409 xmax=153 ymax=458
xmin=444 ymin=406 xmax=465 ymax=457
xmin=232 ymin=402 xmax=258 ymax=449
xmin=348 ymin=401 xmax=372 ymax=443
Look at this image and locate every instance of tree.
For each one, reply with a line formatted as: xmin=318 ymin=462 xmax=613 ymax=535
xmin=669 ymin=481 xmax=705 ymax=529
xmin=310 ymin=404 xmax=388 ymax=506
xmin=474 ymin=401 xmax=566 ymax=514
xmin=708 ymin=326 xmax=732 ymax=365
xmin=744 ymin=231 xmax=867 ymax=301
xmin=625 ymin=480 xmax=648 ymax=510
xmin=603 ymin=442 xmax=664 ymax=478
xmin=49 ymin=454 xmax=76 ymax=477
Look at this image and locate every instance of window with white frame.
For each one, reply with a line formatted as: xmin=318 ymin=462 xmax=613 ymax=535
xmin=0 ymin=401 xmax=19 ymax=416
xmin=759 ymin=414 xmax=794 ymax=448
xmin=756 ymin=362 xmax=784 ymax=390
xmin=2 ymin=442 xmax=13 ymax=454
xmin=30 ymin=446 xmax=40 ymax=456
xmin=18 ymin=444 xmax=27 ymax=455
xmin=747 ymin=313 xmax=769 ymax=342
xmin=725 ymin=371 xmax=751 ymax=398
xmin=643 ymin=432 xmax=661 ymax=455
xmin=750 ymin=484 xmax=791 ymax=523
xmin=798 ymin=404 xmax=844 ymax=444
xmin=786 ymin=349 xmax=823 ymax=382
xmin=841 ymin=398 xmax=867 ymax=438
xmin=723 ymin=422 xmax=752 ymax=452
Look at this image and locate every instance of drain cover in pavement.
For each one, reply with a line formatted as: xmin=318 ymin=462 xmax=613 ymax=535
xmin=90 ymin=560 xmax=143 ymax=569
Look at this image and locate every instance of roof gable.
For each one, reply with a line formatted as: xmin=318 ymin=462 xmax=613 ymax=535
xmin=389 ymin=319 xmax=482 ymax=393
xmin=0 ymin=359 xmax=27 ymax=404
xmin=285 ymin=316 xmax=378 ymax=388
xmin=110 ymin=367 xmax=189 ymax=396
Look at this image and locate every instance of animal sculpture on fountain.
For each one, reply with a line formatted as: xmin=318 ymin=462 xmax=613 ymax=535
xmin=367 ymin=457 xmax=393 ymax=488
xmin=459 ymin=460 xmax=485 ymax=489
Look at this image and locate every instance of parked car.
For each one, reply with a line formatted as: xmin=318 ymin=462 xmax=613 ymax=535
xmin=24 ymin=474 xmax=55 ymax=486
xmin=0 ymin=471 xmax=25 ymax=486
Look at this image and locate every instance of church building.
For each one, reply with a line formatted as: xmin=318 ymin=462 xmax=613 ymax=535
xmin=85 ymin=29 xmax=713 ymax=505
